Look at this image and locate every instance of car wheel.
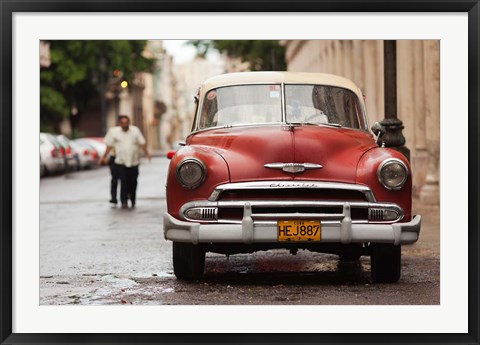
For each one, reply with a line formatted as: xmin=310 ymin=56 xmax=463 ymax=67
xmin=370 ymin=243 xmax=401 ymax=283
xmin=40 ymin=164 xmax=46 ymax=177
xmin=173 ymin=242 xmax=205 ymax=281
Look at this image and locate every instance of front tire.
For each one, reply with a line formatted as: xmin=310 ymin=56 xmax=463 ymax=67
xmin=370 ymin=243 xmax=401 ymax=283
xmin=173 ymin=242 xmax=205 ymax=281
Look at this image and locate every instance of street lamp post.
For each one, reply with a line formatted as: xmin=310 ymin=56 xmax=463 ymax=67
xmin=112 ymin=70 xmax=128 ymax=121
xmin=98 ymin=57 xmax=107 ymax=136
xmin=114 ymin=87 xmax=120 ymax=119
xmin=380 ymin=40 xmax=410 ymax=161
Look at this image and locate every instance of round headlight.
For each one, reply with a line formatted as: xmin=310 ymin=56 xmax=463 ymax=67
xmin=377 ymin=158 xmax=408 ymax=190
xmin=176 ymin=158 xmax=206 ymax=189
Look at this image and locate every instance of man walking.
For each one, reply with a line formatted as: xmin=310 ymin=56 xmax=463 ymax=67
xmin=101 ymin=115 xmax=150 ymax=209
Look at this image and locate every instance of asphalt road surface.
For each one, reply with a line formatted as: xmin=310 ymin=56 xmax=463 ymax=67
xmin=40 ymin=157 xmax=440 ymax=305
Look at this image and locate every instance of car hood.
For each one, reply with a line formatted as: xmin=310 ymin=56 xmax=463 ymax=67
xmin=291 ymin=125 xmax=377 ymax=183
xmin=188 ymin=125 xmax=377 ymax=183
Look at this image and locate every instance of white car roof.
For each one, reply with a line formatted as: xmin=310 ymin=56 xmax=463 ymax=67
xmin=200 ymin=72 xmax=363 ymax=99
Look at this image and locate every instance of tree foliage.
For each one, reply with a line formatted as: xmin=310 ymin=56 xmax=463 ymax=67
xmin=40 ymin=40 xmax=154 ymax=132
xmin=187 ymin=40 xmax=286 ymax=71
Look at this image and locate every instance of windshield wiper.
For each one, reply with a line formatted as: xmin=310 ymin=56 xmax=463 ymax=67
xmin=288 ymin=122 xmax=342 ymax=128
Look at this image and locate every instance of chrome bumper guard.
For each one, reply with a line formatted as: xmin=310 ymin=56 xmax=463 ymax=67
xmin=164 ymin=202 xmax=421 ymax=246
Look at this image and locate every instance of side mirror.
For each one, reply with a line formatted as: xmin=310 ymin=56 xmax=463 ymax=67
xmin=371 ymin=122 xmax=386 ymax=137
xmin=371 ymin=122 xmax=386 ymax=145
xmin=167 ymin=141 xmax=186 ymax=159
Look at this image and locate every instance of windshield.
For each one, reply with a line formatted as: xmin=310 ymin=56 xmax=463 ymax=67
xmin=199 ymin=84 xmax=282 ymax=129
xmin=197 ymin=83 xmax=363 ymax=130
xmin=285 ymin=85 xmax=362 ymax=128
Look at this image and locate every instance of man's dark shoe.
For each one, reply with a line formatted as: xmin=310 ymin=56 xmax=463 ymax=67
xmin=109 ymin=199 xmax=117 ymax=204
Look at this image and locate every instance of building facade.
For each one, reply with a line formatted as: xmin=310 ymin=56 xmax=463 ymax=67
xmin=174 ymin=56 xmax=225 ymax=144
xmin=74 ymin=42 xmax=160 ymax=152
xmin=40 ymin=41 xmax=51 ymax=68
xmin=284 ymin=40 xmax=440 ymax=204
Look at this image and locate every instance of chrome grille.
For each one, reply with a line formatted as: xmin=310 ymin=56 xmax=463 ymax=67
xmin=180 ymin=181 xmax=403 ymax=224
xmin=208 ymin=181 xmax=377 ymax=203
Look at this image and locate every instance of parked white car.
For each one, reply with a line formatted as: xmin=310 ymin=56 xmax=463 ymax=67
xmin=75 ymin=137 xmax=107 ymax=159
xmin=56 ymin=134 xmax=80 ymax=171
xmin=40 ymin=133 xmax=65 ymax=176
xmin=71 ymin=140 xmax=98 ymax=169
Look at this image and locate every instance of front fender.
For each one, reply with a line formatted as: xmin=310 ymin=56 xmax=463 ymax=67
xmin=166 ymin=145 xmax=230 ymax=219
xmin=356 ymin=148 xmax=412 ymax=221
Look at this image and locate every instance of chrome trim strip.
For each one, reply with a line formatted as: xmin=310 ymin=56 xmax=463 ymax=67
xmin=208 ymin=181 xmax=376 ymax=202
xmin=252 ymin=213 xmax=344 ymax=220
xmin=180 ymin=218 xmax=371 ymax=225
xmin=303 ymin=163 xmax=323 ymax=169
xmin=190 ymin=123 xmax=287 ymax=136
xmin=213 ymin=200 xmax=398 ymax=210
xmin=264 ymin=163 xmax=286 ymax=170
xmin=264 ymin=162 xmax=323 ymax=174
xmin=191 ymin=123 xmax=369 ymax=136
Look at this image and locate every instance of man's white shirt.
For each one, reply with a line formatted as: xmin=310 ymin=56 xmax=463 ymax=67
xmin=104 ymin=126 xmax=146 ymax=167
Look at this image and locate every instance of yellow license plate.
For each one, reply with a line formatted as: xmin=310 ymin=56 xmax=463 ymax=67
xmin=277 ymin=220 xmax=321 ymax=242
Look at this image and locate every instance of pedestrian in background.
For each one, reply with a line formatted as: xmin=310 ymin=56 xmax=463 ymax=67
xmin=101 ymin=115 xmax=151 ymax=209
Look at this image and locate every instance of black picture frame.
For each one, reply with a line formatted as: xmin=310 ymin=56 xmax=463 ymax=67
xmin=1 ymin=1 xmax=479 ymax=344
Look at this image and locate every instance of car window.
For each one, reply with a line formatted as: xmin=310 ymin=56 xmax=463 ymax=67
xmin=285 ymin=85 xmax=362 ymax=129
xmin=199 ymin=84 xmax=282 ymax=129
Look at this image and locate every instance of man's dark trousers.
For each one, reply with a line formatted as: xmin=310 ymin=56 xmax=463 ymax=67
xmin=118 ymin=164 xmax=139 ymax=206
xmin=109 ymin=156 xmax=119 ymax=202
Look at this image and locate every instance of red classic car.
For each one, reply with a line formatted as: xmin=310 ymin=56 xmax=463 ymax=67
xmin=164 ymin=72 xmax=421 ymax=283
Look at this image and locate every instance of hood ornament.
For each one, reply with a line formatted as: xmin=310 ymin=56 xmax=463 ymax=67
xmin=264 ymin=162 xmax=323 ymax=174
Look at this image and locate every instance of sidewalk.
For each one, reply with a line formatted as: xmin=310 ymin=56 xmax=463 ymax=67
xmin=412 ymin=197 xmax=440 ymax=223
xmin=409 ymin=197 xmax=440 ymax=256
xmin=151 ymin=149 xmax=167 ymax=158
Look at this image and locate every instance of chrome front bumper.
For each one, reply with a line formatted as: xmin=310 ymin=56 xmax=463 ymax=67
xmin=164 ymin=203 xmax=421 ymax=246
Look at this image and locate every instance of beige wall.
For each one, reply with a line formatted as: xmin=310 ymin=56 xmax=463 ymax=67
xmin=175 ymin=56 xmax=226 ymax=141
xmin=40 ymin=41 xmax=51 ymax=68
xmin=285 ymin=40 xmax=439 ymax=204
xmin=142 ymin=72 xmax=157 ymax=152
